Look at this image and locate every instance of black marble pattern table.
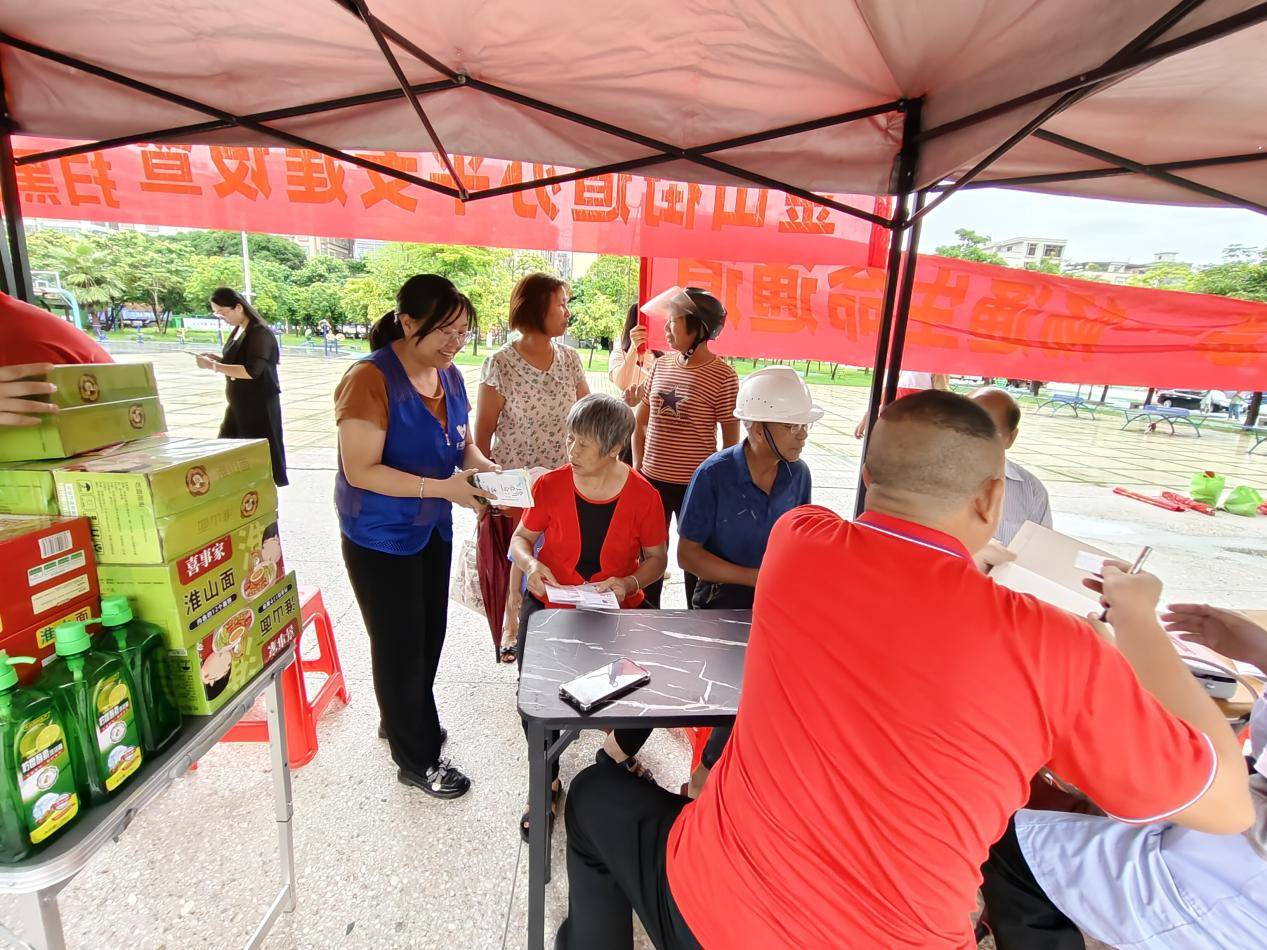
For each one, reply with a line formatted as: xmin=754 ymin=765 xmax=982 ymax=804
xmin=518 ymin=608 xmax=751 ymax=950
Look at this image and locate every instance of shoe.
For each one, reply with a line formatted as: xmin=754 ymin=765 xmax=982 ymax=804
xmin=378 ymin=724 xmax=447 ymax=747
xmin=399 ymin=758 xmax=470 ymax=799
xmin=595 ymin=747 xmax=656 ymax=784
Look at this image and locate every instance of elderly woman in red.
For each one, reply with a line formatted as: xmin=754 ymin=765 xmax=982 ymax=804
xmin=509 ymin=393 xmax=668 ymax=840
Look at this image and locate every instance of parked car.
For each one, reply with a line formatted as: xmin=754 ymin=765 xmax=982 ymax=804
xmin=1155 ymin=389 xmax=1229 ymax=411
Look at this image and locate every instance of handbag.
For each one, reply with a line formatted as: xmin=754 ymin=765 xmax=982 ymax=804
xmin=449 ymin=535 xmax=486 ymax=617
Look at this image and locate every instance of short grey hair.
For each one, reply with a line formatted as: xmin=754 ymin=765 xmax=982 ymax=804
xmin=566 ymin=393 xmax=634 ymax=456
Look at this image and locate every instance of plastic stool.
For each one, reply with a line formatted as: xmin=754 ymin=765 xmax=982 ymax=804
xmin=684 ymin=726 xmax=713 ymax=772
xmin=220 ymin=586 xmax=350 ymax=767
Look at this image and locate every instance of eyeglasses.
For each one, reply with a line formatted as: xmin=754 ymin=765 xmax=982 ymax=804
xmin=769 ymin=422 xmax=810 ymax=436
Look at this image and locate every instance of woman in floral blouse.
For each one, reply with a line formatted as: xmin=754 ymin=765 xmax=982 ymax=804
xmin=474 ymin=272 xmax=589 ymax=661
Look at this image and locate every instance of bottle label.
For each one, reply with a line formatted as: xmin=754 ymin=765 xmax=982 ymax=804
xmin=17 ymin=713 xmax=80 ymax=844
xmin=92 ymin=673 xmax=143 ymax=791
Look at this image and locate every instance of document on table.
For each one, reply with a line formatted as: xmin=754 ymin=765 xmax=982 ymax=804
xmin=473 ymin=469 xmax=535 ymax=507
xmin=989 ymin=562 xmax=1102 ymax=617
xmin=544 ymin=583 xmax=620 ymax=609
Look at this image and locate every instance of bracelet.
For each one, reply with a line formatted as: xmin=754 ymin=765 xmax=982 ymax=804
xmin=418 ymin=477 xmax=427 ymax=499
xmin=630 ymin=574 xmax=641 ymax=592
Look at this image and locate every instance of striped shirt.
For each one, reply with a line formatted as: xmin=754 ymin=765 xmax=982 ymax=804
xmin=640 ymin=354 xmax=739 ymax=484
xmin=996 ymin=458 xmax=1052 ymax=544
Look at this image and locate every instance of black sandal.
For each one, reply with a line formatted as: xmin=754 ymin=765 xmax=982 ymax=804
xmin=499 ymin=644 xmax=517 ymax=664
xmin=519 ymin=781 xmax=563 ymax=843
xmin=596 ymin=748 xmax=655 ymax=785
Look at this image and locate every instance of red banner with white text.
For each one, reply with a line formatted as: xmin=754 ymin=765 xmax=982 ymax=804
xmin=14 ymin=137 xmax=884 ymax=266
xmin=645 ymin=254 xmax=1267 ymax=389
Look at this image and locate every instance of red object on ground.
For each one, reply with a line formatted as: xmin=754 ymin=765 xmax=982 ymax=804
xmin=1113 ymin=487 xmax=1185 ymax=511
xmin=1258 ymin=503 xmax=1267 ymax=516
xmin=1161 ymin=492 xmax=1217 ymax=516
xmin=684 ymin=726 xmax=711 ymax=772
xmin=220 ymin=586 xmax=349 ymax=768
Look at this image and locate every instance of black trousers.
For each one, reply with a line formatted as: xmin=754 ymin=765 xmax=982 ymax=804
xmin=644 ymin=477 xmax=696 ymax=609
xmin=558 ymin=761 xmax=701 ymax=950
xmin=342 ymin=533 xmax=451 ymax=775
xmin=979 ymin=817 xmax=1084 ymax=950
xmin=517 ymin=595 xmax=651 ymax=780
xmin=690 ymin=581 xmax=755 ymax=768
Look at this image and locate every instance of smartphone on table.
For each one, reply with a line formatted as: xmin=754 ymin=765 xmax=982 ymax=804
xmin=559 ymin=658 xmax=650 ymax=713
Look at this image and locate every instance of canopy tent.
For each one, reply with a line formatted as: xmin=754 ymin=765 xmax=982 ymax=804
xmin=2 ymin=0 xmax=1265 ymax=415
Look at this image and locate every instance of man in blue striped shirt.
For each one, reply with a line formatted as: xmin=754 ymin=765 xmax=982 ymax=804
xmin=972 ymin=388 xmax=1052 ymax=545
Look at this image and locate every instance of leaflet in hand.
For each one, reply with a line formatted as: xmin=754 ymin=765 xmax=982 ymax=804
xmin=544 ymin=583 xmax=620 ymax=609
xmin=472 ymin=469 xmax=535 ymax=507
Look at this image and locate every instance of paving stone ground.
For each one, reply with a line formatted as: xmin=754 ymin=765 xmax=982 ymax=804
xmin=3 ymin=348 xmax=1261 ymax=948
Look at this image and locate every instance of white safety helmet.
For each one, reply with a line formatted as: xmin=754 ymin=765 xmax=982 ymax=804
xmin=733 ymin=366 xmax=825 ymax=426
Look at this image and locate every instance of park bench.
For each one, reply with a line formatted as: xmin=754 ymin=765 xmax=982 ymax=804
xmin=1033 ymin=393 xmax=1097 ymax=420
xmin=1120 ymin=404 xmax=1210 ymax=436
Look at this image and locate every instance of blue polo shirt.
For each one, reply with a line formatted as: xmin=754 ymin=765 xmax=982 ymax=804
xmin=679 ymin=441 xmax=812 ymax=568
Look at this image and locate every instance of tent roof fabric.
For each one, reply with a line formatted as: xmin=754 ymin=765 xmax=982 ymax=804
xmin=3 ymin=0 xmax=1265 ymax=212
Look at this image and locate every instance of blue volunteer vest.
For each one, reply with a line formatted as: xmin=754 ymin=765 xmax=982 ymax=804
xmin=335 ymin=345 xmax=469 ymax=555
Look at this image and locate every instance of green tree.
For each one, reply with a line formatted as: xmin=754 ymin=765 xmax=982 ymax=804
xmin=1024 ymin=258 xmax=1062 ymax=275
xmin=934 ymin=228 xmax=1007 ymax=265
xmin=1191 ymin=261 xmax=1267 ymax=302
xmin=171 ymin=230 xmax=307 ymax=270
xmin=294 ymin=255 xmax=352 ymax=287
xmin=185 ymin=256 xmax=296 ymax=324
xmin=104 ymin=231 xmax=191 ymax=333
xmin=570 ymin=255 xmax=637 ymax=350
xmin=1127 ymin=261 xmax=1195 ymax=291
xmin=39 ymin=237 xmax=126 ymax=320
xmin=291 ymin=282 xmax=346 ymax=330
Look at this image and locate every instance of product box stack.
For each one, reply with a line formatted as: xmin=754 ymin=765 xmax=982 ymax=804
xmin=0 ymin=516 xmax=100 ymax=679
xmin=0 ymin=364 xmax=299 ymax=715
xmin=0 ymin=364 xmax=165 ymax=463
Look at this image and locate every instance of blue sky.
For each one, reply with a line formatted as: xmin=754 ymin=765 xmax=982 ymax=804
xmin=919 ymin=188 xmax=1267 ymax=265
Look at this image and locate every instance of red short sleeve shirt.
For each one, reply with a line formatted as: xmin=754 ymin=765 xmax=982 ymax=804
xmin=521 ymin=465 xmax=667 ymax=608
xmin=665 ymin=507 xmax=1215 ymax=948
xmin=1 ymin=293 xmax=112 ymax=365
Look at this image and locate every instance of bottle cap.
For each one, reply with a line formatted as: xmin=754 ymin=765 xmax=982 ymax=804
xmin=99 ymin=595 xmax=134 ymax=627
xmin=54 ymin=622 xmax=92 ymax=657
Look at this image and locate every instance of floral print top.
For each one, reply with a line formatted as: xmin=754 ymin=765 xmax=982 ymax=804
xmin=479 ymin=341 xmax=587 ymax=470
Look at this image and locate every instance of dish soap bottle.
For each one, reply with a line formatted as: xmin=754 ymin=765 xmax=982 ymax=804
xmin=96 ymin=596 xmax=181 ymax=754
xmin=42 ymin=622 xmax=144 ymax=805
xmin=0 ymin=651 xmax=81 ymax=861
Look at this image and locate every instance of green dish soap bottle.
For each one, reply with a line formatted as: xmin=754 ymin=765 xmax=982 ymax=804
xmin=0 ymin=651 xmax=81 ymax=862
xmin=43 ymin=622 xmax=144 ymax=806
xmin=96 ymin=596 xmax=181 ymax=755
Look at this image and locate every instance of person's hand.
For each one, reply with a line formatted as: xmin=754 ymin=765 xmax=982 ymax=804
xmin=1082 ymin=560 xmax=1163 ymax=627
xmin=436 ymin=468 xmax=494 ymax=511
xmin=593 ymin=575 xmax=638 ymax=601
xmin=853 ymin=417 xmax=867 ymax=440
xmin=622 ymin=383 xmax=645 ymax=407
xmin=0 ymin=363 xmax=57 ymax=427
xmin=974 ymin=539 xmax=1016 ymax=574
xmin=524 ymin=559 xmax=559 ymax=598
xmin=628 ymin=325 xmax=648 ymax=351
xmin=1082 ymin=613 xmax=1113 ymax=641
xmin=1161 ymin=603 xmax=1267 ymax=669
xmin=195 ymin=354 xmax=218 ymax=371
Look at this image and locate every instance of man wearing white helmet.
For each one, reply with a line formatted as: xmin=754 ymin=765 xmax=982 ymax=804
xmin=677 ymin=365 xmax=822 ymax=793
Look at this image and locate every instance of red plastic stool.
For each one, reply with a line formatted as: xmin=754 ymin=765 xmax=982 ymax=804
xmin=684 ymin=726 xmax=713 ymax=772
xmin=220 ymin=586 xmax=350 ymax=767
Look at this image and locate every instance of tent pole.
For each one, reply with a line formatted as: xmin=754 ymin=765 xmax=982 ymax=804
xmin=854 ymin=99 xmax=922 ymax=516
xmin=882 ymin=190 xmax=928 ymax=404
xmin=0 ymin=64 xmax=31 ymax=302
xmin=949 ymin=151 xmax=1267 ymax=190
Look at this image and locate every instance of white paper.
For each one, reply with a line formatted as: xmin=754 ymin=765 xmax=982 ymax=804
xmin=989 ymin=563 xmax=1102 ymax=617
xmin=543 ymin=583 xmax=620 ymax=609
xmin=1074 ymin=551 xmax=1108 ymax=575
xmin=473 ymin=469 xmax=535 ymax=507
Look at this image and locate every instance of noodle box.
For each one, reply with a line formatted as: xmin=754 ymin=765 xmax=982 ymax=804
xmin=51 ymin=437 xmax=274 ymax=563
xmin=0 ymin=596 xmax=98 ymax=685
xmin=0 ymin=397 xmax=166 ymax=462
xmin=37 ymin=363 xmax=158 ymax=409
xmin=0 ymin=438 xmax=171 ymax=516
xmin=96 ymin=513 xmax=284 ymax=651
xmin=164 ymin=571 xmax=300 ymax=715
xmin=0 ymin=516 xmax=99 ymax=637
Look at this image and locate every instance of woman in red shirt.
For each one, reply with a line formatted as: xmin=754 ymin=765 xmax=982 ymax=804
xmin=509 ymin=393 xmax=668 ymax=839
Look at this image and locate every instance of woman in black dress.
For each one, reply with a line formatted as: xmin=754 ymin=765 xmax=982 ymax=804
xmin=196 ymin=287 xmax=288 ymax=486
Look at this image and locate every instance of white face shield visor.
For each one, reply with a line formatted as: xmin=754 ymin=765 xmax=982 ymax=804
xmin=639 ymin=286 xmax=695 ymax=324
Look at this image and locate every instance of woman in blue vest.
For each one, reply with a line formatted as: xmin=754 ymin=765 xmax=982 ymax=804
xmin=335 ymin=274 xmax=497 ymax=799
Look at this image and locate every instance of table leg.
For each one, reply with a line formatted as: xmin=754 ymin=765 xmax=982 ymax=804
xmin=526 ymin=720 xmax=550 ymax=950
xmin=245 ymin=667 xmax=296 ymax=950
xmin=14 ymin=888 xmax=65 ymax=950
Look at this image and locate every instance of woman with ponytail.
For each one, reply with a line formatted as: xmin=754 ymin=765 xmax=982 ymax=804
xmin=199 ymin=287 xmax=288 ymax=486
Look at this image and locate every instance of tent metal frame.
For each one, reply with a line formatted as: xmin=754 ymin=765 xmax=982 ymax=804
xmin=2 ymin=1 xmax=1266 ymax=517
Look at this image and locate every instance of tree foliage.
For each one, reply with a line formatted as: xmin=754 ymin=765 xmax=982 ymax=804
xmin=570 ymin=255 xmax=637 ymax=346
xmin=933 ymin=228 xmax=1007 ymax=265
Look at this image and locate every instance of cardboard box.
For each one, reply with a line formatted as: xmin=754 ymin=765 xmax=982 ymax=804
xmin=0 ymin=397 xmax=166 ymax=462
xmin=0 ymin=597 xmax=98 ymax=685
xmin=0 ymin=516 xmax=99 ymax=636
xmin=164 ymin=571 xmax=300 ymax=715
xmin=97 ymin=512 xmax=284 ymax=650
xmin=0 ymin=437 xmax=181 ymax=516
xmin=38 ymin=363 xmax=158 ymax=409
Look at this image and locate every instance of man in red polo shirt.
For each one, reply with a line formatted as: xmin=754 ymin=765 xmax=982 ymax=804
xmin=556 ymin=390 xmax=1251 ymax=949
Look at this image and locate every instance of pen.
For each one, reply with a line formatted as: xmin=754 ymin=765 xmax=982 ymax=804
xmin=1100 ymin=545 xmax=1152 ymax=621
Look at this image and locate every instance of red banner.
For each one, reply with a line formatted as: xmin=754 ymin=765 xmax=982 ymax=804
xmin=645 ymin=254 xmax=1267 ymax=389
xmin=14 ymin=137 xmax=882 ymax=266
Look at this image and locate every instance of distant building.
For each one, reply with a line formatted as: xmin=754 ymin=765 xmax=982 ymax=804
xmin=982 ymin=236 xmax=1068 ymax=268
xmin=286 ymin=235 xmax=355 ymax=259
xmin=353 ymin=239 xmax=389 ymax=259
xmin=1064 ymin=252 xmax=1180 ymax=285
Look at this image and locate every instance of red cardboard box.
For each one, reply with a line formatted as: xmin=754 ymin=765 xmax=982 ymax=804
xmin=0 ymin=596 xmax=98 ymax=685
xmin=0 ymin=516 xmax=99 ymax=637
